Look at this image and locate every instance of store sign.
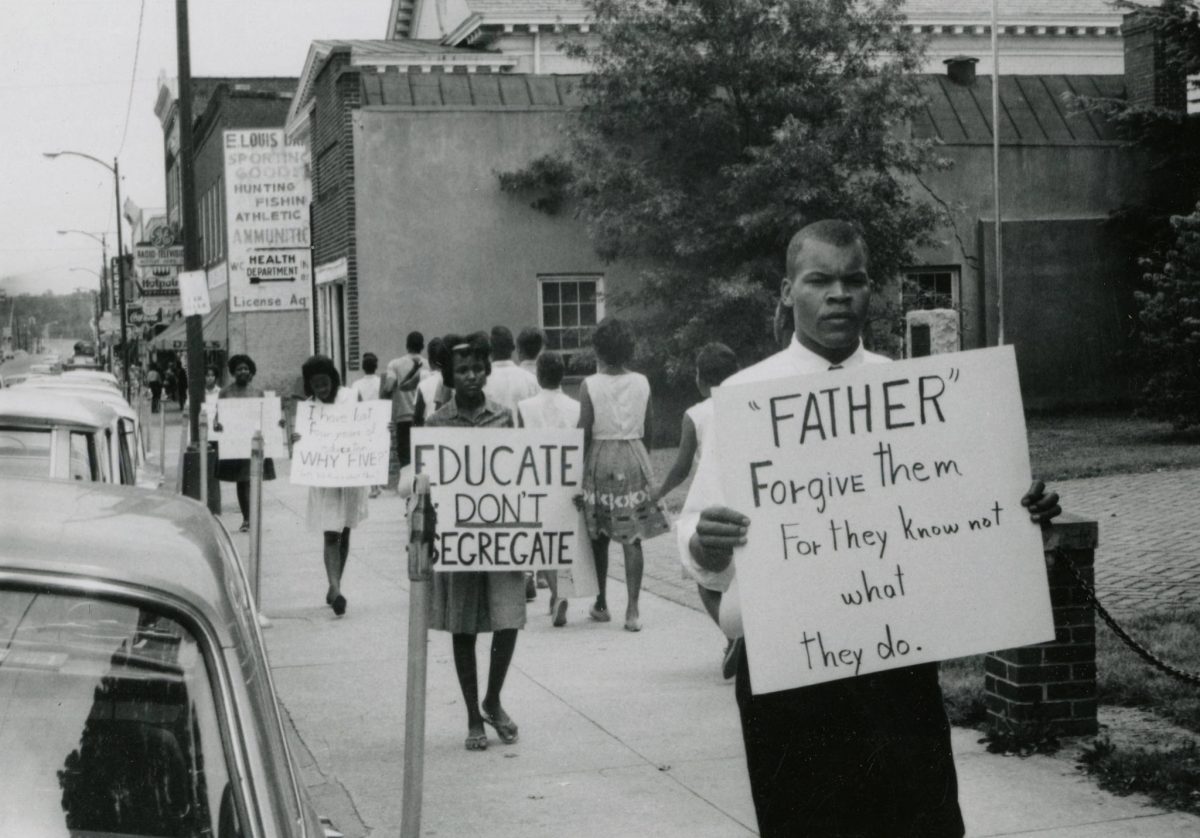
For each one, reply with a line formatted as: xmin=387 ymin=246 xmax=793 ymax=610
xmin=134 ymin=216 xmax=185 ymax=299
xmin=223 ymin=130 xmax=312 ymax=313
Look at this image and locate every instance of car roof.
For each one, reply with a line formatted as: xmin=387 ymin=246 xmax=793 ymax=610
xmin=17 ymin=381 xmax=133 ymax=415
xmin=22 ymin=375 xmax=119 ymax=392
xmin=0 ymin=477 xmax=248 ymax=647
xmin=63 ymin=369 xmax=117 ymax=383
xmin=0 ymin=389 xmax=118 ymax=428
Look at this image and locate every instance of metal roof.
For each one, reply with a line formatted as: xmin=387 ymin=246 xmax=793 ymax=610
xmin=913 ymin=73 xmax=1125 ymax=144
xmin=360 ymin=71 xmax=583 ymax=108
xmin=0 ymin=477 xmax=249 ymax=649
xmin=0 ymin=390 xmax=117 ymax=428
xmin=903 ymin=1 xmax=1122 ymax=21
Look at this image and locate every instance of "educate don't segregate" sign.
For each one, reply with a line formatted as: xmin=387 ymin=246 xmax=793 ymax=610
xmin=712 ymin=345 xmax=1055 ymax=695
xmin=412 ymin=428 xmax=587 ymax=572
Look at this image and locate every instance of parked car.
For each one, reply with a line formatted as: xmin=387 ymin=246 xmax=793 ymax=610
xmin=0 ymin=476 xmax=341 ymax=837
xmin=0 ymin=390 xmax=117 ymax=482
xmin=16 ymin=379 xmax=153 ymax=487
xmin=62 ymin=369 xmax=120 ymax=388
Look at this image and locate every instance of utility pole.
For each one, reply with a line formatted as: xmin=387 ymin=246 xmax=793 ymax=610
xmin=113 ymin=157 xmax=130 ymax=395
xmin=176 ymin=0 xmax=205 ymax=442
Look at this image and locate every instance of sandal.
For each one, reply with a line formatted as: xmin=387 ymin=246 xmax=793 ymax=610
xmin=624 ymin=617 xmax=642 ymax=632
xmin=238 ymin=521 xmax=250 ymax=533
xmin=589 ymin=604 xmax=611 ymax=623
xmin=552 ymin=597 xmax=568 ymax=628
xmin=481 ymin=708 xmax=519 ymax=744
xmin=465 ymin=730 xmax=488 ymax=751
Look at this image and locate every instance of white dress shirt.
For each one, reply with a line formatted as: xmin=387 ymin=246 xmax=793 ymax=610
xmin=518 ymin=388 xmax=581 ymax=430
xmin=484 ymin=360 xmax=540 ymax=416
xmin=676 ymin=337 xmax=890 ymax=638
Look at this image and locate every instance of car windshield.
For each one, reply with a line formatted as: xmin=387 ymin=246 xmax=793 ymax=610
xmin=0 ymin=427 xmax=51 ymax=478
xmin=0 ymin=588 xmax=242 ymax=837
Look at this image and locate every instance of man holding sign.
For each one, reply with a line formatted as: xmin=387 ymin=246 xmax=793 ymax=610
xmin=678 ymin=220 xmax=1062 ymax=837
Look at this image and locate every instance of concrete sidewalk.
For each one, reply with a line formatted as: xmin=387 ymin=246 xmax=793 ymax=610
xmin=225 ymin=461 xmax=1197 ymax=837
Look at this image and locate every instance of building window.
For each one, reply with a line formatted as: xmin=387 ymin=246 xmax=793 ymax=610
xmin=538 ymin=274 xmax=604 ymax=353
xmin=317 ymin=281 xmax=347 ymax=379
xmin=901 ymin=266 xmax=959 ymax=312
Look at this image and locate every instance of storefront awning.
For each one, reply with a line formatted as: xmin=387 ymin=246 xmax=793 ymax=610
xmin=149 ymin=300 xmax=227 ymax=352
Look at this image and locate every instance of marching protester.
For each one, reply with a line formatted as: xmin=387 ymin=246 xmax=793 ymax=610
xmin=484 ymin=325 xmax=541 ymax=599
xmin=413 ymin=337 xmax=451 ymax=426
xmin=516 ymin=326 xmax=544 ymax=376
xmin=382 ymin=332 xmax=429 ymax=485
xmin=352 ymin=352 xmax=384 ymax=497
xmin=652 ymin=341 xmax=740 ymax=675
xmin=578 ymin=316 xmax=670 ymax=632
xmin=678 ymin=219 xmax=1063 ymax=838
xmin=517 ymin=350 xmax=581 ymax=627
xmin=294 ymin=354 xmax=368 ymax=617
xmin=217 ymin=354 xmax=276 ymax=533
xmin=427 ymin=332 xmax=524 ymax=751
xmin=203 ymin=364 xmax=221 ymax=401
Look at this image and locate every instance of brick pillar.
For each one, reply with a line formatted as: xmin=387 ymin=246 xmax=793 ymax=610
xmin=1123 ymin=11 xmax=1187 ymax=112
xmin=985 ymin=514 xmax=1099 ymax=737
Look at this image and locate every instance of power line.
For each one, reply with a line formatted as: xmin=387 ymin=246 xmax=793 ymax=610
xmin=116 ymin=0 xmax=148 ymax=157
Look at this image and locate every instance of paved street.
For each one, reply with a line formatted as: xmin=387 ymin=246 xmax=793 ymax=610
xmin=143 ymin=406 xmax=1200 ymax=837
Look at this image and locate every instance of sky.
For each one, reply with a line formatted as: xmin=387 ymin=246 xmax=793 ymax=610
xmin=0 ymin=0 xmax=384 ymax=297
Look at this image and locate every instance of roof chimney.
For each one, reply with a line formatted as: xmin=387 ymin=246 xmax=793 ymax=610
xmin=944 ymin=55 xmax=978 ymax=86
xmin=1123 ymin=11 xmax=1186 ymax=111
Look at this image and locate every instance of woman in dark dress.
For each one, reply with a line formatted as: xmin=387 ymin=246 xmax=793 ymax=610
xmin=216 ymin=354 xmax=276 ymax=531
xmin=426 ymin=332 xmax=525 ymax=751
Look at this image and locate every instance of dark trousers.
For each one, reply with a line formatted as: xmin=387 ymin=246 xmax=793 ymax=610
xmin=734 ymin=644 xmax=965 ymax=838
xmin=394 ymin=420 xmax=413 ymax=468
xmin=149 ymin=383 xmax=162 ymax=413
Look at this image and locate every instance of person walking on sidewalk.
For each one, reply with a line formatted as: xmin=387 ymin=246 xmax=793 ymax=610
xmin=217 ymin=354 xmax=276 ymax=532
xmin=351 ymin=352 xmax=384 ymax=498
xmin=517 ymin=350 xmax=581 ymax=627
xmin=578 ymin=316 xmax=670 ymax=633
xmin=382 ymin=332 xmax=429 ymax=487
xmin=147 ymin=363 xmax=162 ymax=413
xmin=516 ymin=326 xmax=544 ymax=376
xmin=428 ymin=332 xmax=525 ymax=751
xmin=413 ymin=337 xmax=451 ymax=426
xmin=294 ymin=355 xmax=368 ymax=617
xmin=652 ymin=341 xmax=740 ymax=676
xmin=678 ymin=219 xmax=1063 ymax=838
xmin=484 ymin=325 xmax=541 ymax=600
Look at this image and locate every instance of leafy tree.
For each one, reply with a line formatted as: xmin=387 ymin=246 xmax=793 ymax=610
xmin=501 ymin=0 xmax=942 ymax=379
xmin=1075 ymin=1 xmax=1200 ymax=427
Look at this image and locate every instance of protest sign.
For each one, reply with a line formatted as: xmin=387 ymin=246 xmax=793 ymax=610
xmin=291 ymin=400 xmax=390 ymax=487
xmin=208 ymin=398 xmax=287 ymax=459
xmin=412 ymin=428 xmax=589 ymax=573
xmin=713 ymin=345 xmax=1054 ymax=695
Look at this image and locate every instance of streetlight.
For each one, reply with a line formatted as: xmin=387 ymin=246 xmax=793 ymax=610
xmin=44 ymin=150 xmax=130 ymax=398
xmin=58 ymin=230 xmax=111 ymax=310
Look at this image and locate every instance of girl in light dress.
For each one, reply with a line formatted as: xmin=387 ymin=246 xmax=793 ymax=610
xmin=578 ymin=317 xmax=670 ymax=632
xmin=293 ymin=355 xmax=369 ymax=617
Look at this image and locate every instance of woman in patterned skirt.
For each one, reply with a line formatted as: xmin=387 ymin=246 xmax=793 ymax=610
xmin=578 ymin=317 xmax=670 ymax=632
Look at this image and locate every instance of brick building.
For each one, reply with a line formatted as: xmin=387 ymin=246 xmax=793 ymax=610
xmin=153 ymin=77 xmax=310 ymax=395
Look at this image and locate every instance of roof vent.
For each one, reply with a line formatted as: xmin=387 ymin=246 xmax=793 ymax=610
xmin=944 ymin=55 xmax=978 ymax=86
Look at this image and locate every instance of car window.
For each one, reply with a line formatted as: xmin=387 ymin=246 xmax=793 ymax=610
xmin=118 ymin=420 xmax=136 ymax=483
xmin=68 ymin=431 xmax=96 ymax=481
xmin=0 ymin=428 xmax=52 ymax=478
xmin=0 ymin=589 xmax=244 ymax=837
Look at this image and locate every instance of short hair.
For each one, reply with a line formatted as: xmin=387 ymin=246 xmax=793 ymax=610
xmin=517 ymin=327 xmax=545 ymax=360
xmin=361 ymin=352 xmax=378 ymax=374
xmin=204 ymin=364 xmax=220 ymax=378
xmin=591 ymin=316 xmax=635 ymax=367
xmin=696 ymin=342 xmax=739 ymax=387
xmin=426 ymin=337 xmax=448 ymax=371
xmin=406 ymin=331 xmax=425 ymax=353
xmin=785 ymin=219 xmax=869 ymax=278
xmin=536 ymin=350 xmax=566 ymax=389
xmin=490 ymin=325 xmax=515 ymax=360
xmin=301 ymin=354 xmax=341 ymax=400
xmin=227 ymin=354 xmax=256 ymax=376
xmin=441 ymin=332 xmax=492 ymax=388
